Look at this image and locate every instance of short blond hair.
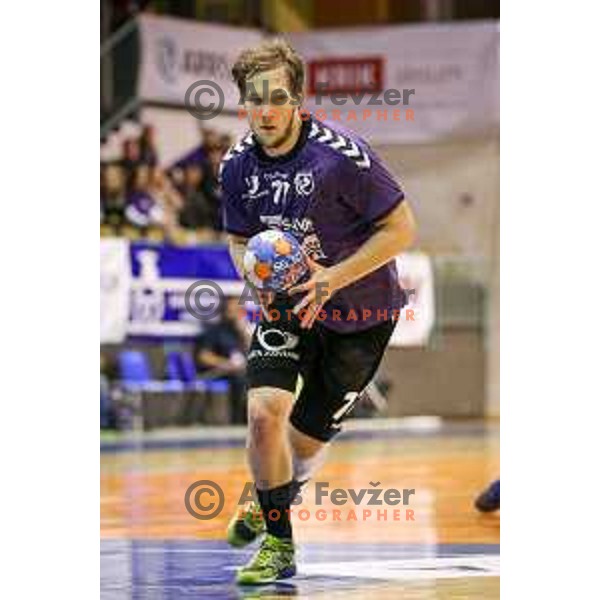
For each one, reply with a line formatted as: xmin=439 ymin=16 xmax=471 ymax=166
xmin=231 ymin=38 xmax=304 ymax=99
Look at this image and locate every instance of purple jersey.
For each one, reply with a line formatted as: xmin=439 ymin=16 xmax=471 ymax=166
xmin=220 ymin=117 xmax=405 ymax=332
xmin=125 ymin=191 xmax=163 ymax=227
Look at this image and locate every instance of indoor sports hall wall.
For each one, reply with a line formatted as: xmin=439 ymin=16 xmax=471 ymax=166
xmin=376 ymin=137 xmax=499 ymax=260
xmin=376 ymin=136 xmax=499 ymax=417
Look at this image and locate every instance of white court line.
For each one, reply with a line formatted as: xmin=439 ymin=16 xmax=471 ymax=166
xmin=299 ymin=555 xmax=500 ymax=581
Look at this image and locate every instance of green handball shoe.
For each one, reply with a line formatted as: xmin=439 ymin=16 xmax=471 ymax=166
xmin=236 ymin=534 xmax=297 ymax=585
xmin=227 ymin=500 xmax=266 ymax=548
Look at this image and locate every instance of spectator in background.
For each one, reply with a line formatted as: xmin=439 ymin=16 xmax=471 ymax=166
xmin=149 ymin=165 xmax=183 ymax=240
xmin=121 ymin=138 xmax=142 ymax=175
xmin=178 ymin=163 xmax=214 ymax=236
xmin=149 ymin=165 xmax=182 ymax=214
xmin=124 ymin=164 xmax=165 ymax=231
xmin=101 ymin=163 xmax=128 ymax=229
xmin=169 ymin=166 xmax=185 ymax=194
xmin=220 ymin=133 xmax=233 ymax=151
xmin=101 ymin=121 xmax=237 ymax=241
xmin=206 ymin=147 xmax=224 ymax=185
xmin=139 ymin=124 xmax=158 ymax=165
xmin=203 ymin=127 xmax=221 ymax=150
xmin=204 ymin=147 xmax=226 ymax=231
xmin=172 ymin=126 xmax=216 ymax=169
xmin=195 ymin=297 xmax=252 ymax=424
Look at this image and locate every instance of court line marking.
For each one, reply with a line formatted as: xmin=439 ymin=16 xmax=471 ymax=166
xmin=101 ymin=547 xmax=499 ymax=556
xmin=101 ymin=420 xmax=496 ymax=454
xmin=298 ymin=555 xmax=500 ymax=581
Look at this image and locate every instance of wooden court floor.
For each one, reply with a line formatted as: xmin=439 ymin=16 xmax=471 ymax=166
xmin=101 ymin=422 xmax=499 ymax=599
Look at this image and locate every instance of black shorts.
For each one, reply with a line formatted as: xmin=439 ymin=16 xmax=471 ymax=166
xmin=246 ymin=296 xmax=396 ymax=442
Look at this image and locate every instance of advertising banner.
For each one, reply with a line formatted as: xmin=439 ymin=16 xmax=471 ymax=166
xmin=100 ymin=238 xmax=131 ymax=344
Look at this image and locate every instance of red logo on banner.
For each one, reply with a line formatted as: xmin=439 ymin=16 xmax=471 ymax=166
xmin=308 ymin=57 xmax=384 ymax=95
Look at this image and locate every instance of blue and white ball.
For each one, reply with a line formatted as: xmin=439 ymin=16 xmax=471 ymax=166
xmin=243 ymin=230 xmax=308 ymax=292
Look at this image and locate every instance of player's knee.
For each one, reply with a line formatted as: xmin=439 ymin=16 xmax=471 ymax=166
xmin=248 ymin=388 xmax=292 ymax=438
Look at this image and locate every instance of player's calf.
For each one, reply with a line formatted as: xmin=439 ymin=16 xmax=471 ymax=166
xmin=228 ymin=387 xmax=299 ymax=550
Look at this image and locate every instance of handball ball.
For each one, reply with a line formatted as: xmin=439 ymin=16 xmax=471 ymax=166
xmin=243 ymin=230 xmax=308 ymax=292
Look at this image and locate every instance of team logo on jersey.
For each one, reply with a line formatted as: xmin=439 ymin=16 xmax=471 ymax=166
xmin=294 ymin=172 xmax=315 ymax=196
xmin=256 ymin=326 xmax=300 ymax=352
xmin=301 ymin=233 xmax=327 ymax=260
xmin=264 ymin=170 xmax=290 ymax=181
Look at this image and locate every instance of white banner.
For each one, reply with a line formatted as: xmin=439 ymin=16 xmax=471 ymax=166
xmin=287 ymin=23 xmax=498 ymax=144
xmin=100 ymin=239 xmax=131 ymax=344
xmin=137 ymin=15 xmax=264 ymax=109
xmin=390 ymin=252 xmax=435 ymax=347
xmin=136 ymin=17 xmax=498 ymax=143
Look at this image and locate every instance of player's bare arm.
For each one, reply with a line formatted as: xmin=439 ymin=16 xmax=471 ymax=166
xmin=227 ymin=233 xmax=249 ymax=277
xmin=290 ymin=200 xmax=417 ymax=328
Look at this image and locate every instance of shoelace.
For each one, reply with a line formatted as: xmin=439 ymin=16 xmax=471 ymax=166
xmin=249 ymin=537 xmax=291 ymax=570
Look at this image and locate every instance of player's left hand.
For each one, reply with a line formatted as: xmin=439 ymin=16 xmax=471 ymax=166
xmin=289 ymin=257 xmax=342 ymax=329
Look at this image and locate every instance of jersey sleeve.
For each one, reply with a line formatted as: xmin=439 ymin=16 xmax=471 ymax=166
xmin=349 ymin=143 xmax=405 ymax=225
xmin=220 ymin=157 xmax=262 ymax=238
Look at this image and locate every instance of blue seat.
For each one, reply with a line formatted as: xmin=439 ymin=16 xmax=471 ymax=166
xmin=118 ymin=350 xmax=151 ymax=383
xmin=178 ymin=350 xmax=198 ymax=383
xmin=170 ymin=350 xmax=207 ymax=392
xmin=205 ymin=379 xmax=230 ymax=394
xmin=165 ymin=351 xmax=184 ymax=382
xmin=118 ymin=350 xmax=184 ymax=393
xmin=168 ymin=350 xmax=230 ymax=394
xmin=127 ymin=350 xmax=232 ymax=426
